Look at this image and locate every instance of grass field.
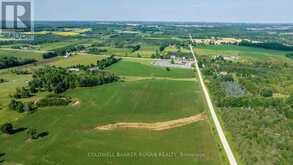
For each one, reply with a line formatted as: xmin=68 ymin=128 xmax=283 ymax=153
xmin=103 ymin=44 xmax=159 ymax=58
xmin=196 ymin=45 xmax=293 ymax=63
xmin=48 ymin=54 xmax=105 ymax=67
xmin=38 ymin=39 xmax=92 ymax=51
xmin=27 ymin=28 xmax=92 ymax=37
xmin=38 ymin=42 xmax=75 ymax=51
xmin=0 ymin=71 xmax=31 ymax=123
xmin=0 ymin=56 xmax=223 ymax=165
xmin=108 ymin=59 xmax=195 ymax=78
xmin=0 ymin=49 xmax=43 ymax=60
xmin=134 ymin=45 xmax=159 ymax=58
xmin=0 ymin=79 xmax=222 ymax=165
xmin=52 ymin=32 xmax=80 ymax=36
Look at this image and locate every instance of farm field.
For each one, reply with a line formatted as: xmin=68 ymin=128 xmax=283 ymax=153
xmin=195 ymin=45 xmax=293 ymax=63
xmin=107 ymin=59 xmax=195 ymax=78
xmin=0 ymin=52 xmax=224 ymax=165
xmin=0 ymin=49 xmax=43 ymax=60
xmin=48 ymin=54 xmax=105 ymax=67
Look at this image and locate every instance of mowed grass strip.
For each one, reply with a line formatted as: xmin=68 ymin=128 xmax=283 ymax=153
xmin=0 ymin=79 xmax=221 ymax=165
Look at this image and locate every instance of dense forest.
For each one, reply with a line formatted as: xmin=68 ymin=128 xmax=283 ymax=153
xmin=240 ymin=40 xmax=293 ymax=51
xmin=199 ymin=55 xmax=293 ymax=164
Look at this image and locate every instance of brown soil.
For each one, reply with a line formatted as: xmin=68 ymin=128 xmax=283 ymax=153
xmin=72 ymin=100 xmax=80 ymax=107
xmin=95 ymin=113 xmax=208 ymax=131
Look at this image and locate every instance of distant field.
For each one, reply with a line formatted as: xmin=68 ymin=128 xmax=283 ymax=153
xmin=29 ymin=28 xmax=92 ymax=37
xmin=39 ymin=39 xmax=92 ymax=51
xmin=108 ymin=60 xmax=195 ymax=78
xmin=52 ymin=31 xmax=80 ymax=36
xmin=0 ymin=49 xmax=42 ymax=60
xmin=196 ymin=45 xmax=293 ymax=63
xmin=48 ymin=54 xmax=105 ymax=67
xmin=38 ymin=42 xmax=74 ymax=51
xmin=134 ymin=45 xmax=159 ymax=58
xmin=104 ymin=44 xmax=159 ymax=58
xmin=105 ymin=47 xmax=131 ymax=56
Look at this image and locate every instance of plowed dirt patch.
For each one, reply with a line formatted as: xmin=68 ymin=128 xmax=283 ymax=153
xmin=95 ymin=113 xmax=208 ymax=131
xmin=72 ymin=100 xmax=80 ymax=107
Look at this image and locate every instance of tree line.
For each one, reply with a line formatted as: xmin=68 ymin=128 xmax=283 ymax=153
xmin=240 ymin=40 xmax=293 ymax=51
xmin=0 ymin=56 xmax=36 ymax=69
xmin=96 ymin=55 xmax=121 ymax=69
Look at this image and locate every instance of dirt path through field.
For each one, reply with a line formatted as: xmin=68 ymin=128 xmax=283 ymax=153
xmin=95 ymin=113 xmax=208 ymax=131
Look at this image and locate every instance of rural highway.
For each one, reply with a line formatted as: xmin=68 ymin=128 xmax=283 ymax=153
xmin=189 ymin=35 xmax=238 ymax=165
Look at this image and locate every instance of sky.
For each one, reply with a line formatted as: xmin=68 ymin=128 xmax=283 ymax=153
xmin=34 ymin=0 xmax=293 ymax=23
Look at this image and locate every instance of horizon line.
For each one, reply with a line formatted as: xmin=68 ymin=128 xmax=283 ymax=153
xmin=30 ymin=20 xmax=293 ymax=25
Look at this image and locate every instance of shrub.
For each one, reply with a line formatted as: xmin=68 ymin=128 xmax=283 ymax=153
xmin=36 ymin=94 xmax=72 ymax=107
xmin=9 ymin=99 xmax=34 ymax=113
xmin=1 ymin=123 xmax=13 ymax=134
xmin=9 ymin=99 xmax=24 ymax=113
xmin=221 ymin=74 xmax=234 ymax=82
xmin=11 ymin=69 xmax=31 ymax=75
xmin=13 ymin=87 xmax=32 ymax=99
xmin=87 ymin=47 xmax=107 ymax=54
xmin=96 ymin=55 xmax=121 ymax=70
xmin=159 ymin=43 xmax=168 ymax=52
xmin=261 ymin=88 xmax=273 ymax=97
xmin=287 ymin=95 xmax=293 ymax=108
xmin=42 ymin=51 xmax=58 ymax=59
xmin=286 ymin=53 xmax=293 ymax=59
xmin=0 ymin=78 xmax=7 ymax=84
xmin=26 ymin=129 xmax=38 ymax=140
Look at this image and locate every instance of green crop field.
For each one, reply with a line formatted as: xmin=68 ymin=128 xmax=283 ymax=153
xmin=108 ymin=59 xmax=195 ymax=78
xmin=48 ymin=54 xmax=105 ymax=67
xmin=0 ymin=49 xmax=43 ymax=60
xmin=196 ymin=45 xmax=293 ymax=63
xmin=0 ymin=52 xmax=224 ymax=165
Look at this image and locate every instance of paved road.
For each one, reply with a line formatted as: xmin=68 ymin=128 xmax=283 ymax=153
xmin=189 ymin=35 xmax=238 ymax=165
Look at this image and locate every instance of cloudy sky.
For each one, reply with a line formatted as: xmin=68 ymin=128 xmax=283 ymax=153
xmin=34 ymin=0 xmax=293 ymax=23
